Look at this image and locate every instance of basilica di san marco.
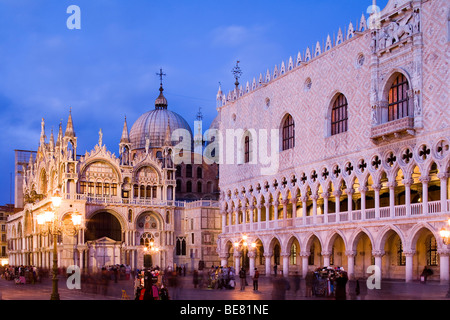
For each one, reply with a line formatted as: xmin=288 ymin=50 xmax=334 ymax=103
xmin=6 ymin=80 xmax=221 ymax=275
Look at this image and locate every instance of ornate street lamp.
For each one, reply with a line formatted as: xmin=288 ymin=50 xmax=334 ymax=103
xmin=36 ymin=190 xmax=82 ymax=300
xmin=439 ymin=218 xmax=450 ymax=245
xmin=234 ymin=235 xmax=256 ymax=272
xmin=143 ymin=239 xmax=160 ymax=254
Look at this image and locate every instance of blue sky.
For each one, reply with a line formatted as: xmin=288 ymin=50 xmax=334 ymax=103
xmin=0 ymin=0 xmax=388 ymax=205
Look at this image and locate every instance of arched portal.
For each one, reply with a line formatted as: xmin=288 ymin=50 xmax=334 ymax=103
xmin=85 ymin=212 xmax=122 ymax=242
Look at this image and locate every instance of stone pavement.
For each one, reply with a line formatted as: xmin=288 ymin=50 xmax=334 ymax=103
xmin=0 ymin=274 xmax=449 ymax=301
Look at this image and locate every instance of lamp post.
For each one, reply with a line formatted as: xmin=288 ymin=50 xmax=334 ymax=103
xmin=439 ymin=218 xmax=450 ymax=298
xmin=36 ymin=190 xmax=82 ymax=300
xmin=234 ymin=235 xmax=256 ymax=273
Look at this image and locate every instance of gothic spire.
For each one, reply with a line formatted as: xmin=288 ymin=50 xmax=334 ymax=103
xmin=120 ymin=116 xmax=130 ymax=144
xmin=64 ymin=108 xmax=76 ymax=138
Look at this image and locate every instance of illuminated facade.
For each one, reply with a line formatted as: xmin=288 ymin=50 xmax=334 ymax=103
xmin=7 ymin=84 xmax=220 ymax=272
xmin=216 ymin=0 xmax=450 ymax=282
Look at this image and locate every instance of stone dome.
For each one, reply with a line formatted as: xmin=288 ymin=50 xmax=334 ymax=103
xmin=129 ymin=86 xmax=193 ymax=150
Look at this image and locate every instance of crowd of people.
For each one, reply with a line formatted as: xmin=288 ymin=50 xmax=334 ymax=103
xmin=0 ymin=265 xmax=48 ymax=284
xmin=192 ymin=265 xmax=240 ymax=290
xmin=304 ymin=266 xmax=349 ymax=300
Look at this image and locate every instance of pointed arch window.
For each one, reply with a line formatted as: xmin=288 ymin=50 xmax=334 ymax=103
xmin=331 ymin=94 xmax=348 ymax=135
xmin=243 ymin=131 xmax=253 ymax=163
xmin=282 ymin=114 xmax=295 ymax=151
xmin=388 ymin=73 xmax=410 ymax=121
xmin=426 ymin=236 xmax=438 ymax=266
xmin=397 ymin=239 xmax=406 ymax=266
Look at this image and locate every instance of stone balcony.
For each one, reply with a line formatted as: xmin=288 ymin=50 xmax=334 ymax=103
xmin=223 ymin=199 xmax=449 ymax=233
xmin=370 ymin=117 xmax=415 ymax=142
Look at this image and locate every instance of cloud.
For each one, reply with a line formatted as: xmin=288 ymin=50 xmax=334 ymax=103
xmin=210 ymin=25 xmax=265 ymax=48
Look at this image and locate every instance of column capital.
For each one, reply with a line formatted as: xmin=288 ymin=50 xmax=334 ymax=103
xmin=403 ymin=250 xmax=416 ymax=257
xmin=372 ymin=184 xmax=382 ymax=191
xmin=301 ymin=196 xmax=309 ymax=203
xmin=437 ymin=249 xmax=450 ymax=256
xmin=387 ymin=182 xmax=397 ymax=189
xmin=419 ymin=176 xmax=430 ymax=184
xmin=333 ymin=190 xmax=342 ymax=197
xmin=345 ymin=188 xmax=355 ymax=195
xmin=359 ymin=186 xmax=368 ymax=193
xmin=437 ymin=173 xmax=449 ymax=180
xmin=345 ymin=250 xmax=356 ymax=257
xmin=321 ymin=192 xmax=330 ymax=199
xmin=310 ymin=194 xmax=319 ymax=201
xmin=372 ymin=250 xmax=385 ymax=257
xmin=321 ymin=251 xmax=331 ymax=257
xmin=402 ymin=178 xmax=414 ymax=187
xmin=299 ymin=251 xmax=310 ymax=258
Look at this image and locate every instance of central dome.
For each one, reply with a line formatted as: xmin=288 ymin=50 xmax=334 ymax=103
xmin=129 ymin=85 xmax=193 ymax=150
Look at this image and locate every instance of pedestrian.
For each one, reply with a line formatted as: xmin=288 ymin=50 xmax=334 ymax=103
xmin=420 ymin=266 xmax=432 ymax=284
xmin=193 ymin=269 xmax=199 ymax=288
xmin=252 ymin=268 xmax=260 ymax=291
xmin=305 ymin=271 xmax=314 ymax=297
xmin=292 ymin=271 xmax=301 ymax=296
xmin=239 ymin=267 xmax=246 ymax=291
xmin=334 ymin=270 xmax=348 ymax=300
xmin=271 ymin=276 xmax=290 ymax=300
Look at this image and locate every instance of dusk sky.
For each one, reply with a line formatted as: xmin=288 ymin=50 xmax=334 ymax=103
xmin=0 ymin=0 xmax=388 ymax=205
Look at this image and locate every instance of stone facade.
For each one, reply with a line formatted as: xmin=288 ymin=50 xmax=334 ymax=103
xmin=216 ymin=0 xmax=450 ymax=282
xmin=7 ymin=86 xmax=221 ymax=272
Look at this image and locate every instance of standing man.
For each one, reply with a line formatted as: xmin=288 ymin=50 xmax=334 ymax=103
xmin=252 ymin=268 xmax=260 ymax=291
xmin=239 ymin=267 xmax=246 ymax=291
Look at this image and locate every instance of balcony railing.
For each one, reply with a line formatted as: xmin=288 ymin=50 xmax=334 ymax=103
xmin=61 ymin=193 xmax=187 ymax=207
xmin=223 ymin=199 xmax=449 ymax=233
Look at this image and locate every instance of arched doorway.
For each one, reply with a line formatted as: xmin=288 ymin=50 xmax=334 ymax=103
xmin=135 ymin=211 xmax=165 ymax=269
xmin=85 ymin=212 xmax=122 ymax=241
xmin=85 ymin=211 xmax=123 ymax=271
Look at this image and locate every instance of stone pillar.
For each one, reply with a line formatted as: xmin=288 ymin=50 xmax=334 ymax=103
xmin=388 ymin=182 xmax=396 ymax=218
xmin=438 ymin=173 xmax=448 ymax=213
xmin=273 ymin=201 xmax=279 ymax=221
xmin=438 ymin=250 xmax=450 ymax=283
xmin=360 ymin=186 xmax=367 ymax=220
xmin=221 ymin=211 xmax=227 ymax=233
xmin=346 ymin=188 xmax=354 ymax=221
xmin=301 ymin=196 xmax=308 ymax=225
xmin=234 ymin=250 xmax=241 ymax=272
xmin=219 ymin=253 xmax=229 ymax=267
xmin=322 ymin=251 xmax=331 ymax=267
xmin=403 ymin=179 xmax=413 ymax=216
xmin=257 ymin=204 xmax=262 ymax=224
xmin=334 ymin=190 xmax=342 ymax=222
xmin=248 ymin=251 xmax=256 ymax=277
xmin=300 ymin=252 xmax=310 ymax=278
xmin=372 ymin=184 xmax=381 ymax=219
xmin=322 ymin=192 xmax=329 ymax=224
xmin=404 ymin=250 xmax=415 ymax=283
xmin=346 ymin=251 xmax=356 ymax=280
xmin=282 ymin=253 xmax=290 ymax=277
xmin=420 ymin=176 xmax=430 ymax=214
xmin=264 ymin=253 xmax=272 ymax=277
xmin=372 ymin=250 xmax=385 ymax=281
xmin=311 ymin=194 xmax=319 ymax=224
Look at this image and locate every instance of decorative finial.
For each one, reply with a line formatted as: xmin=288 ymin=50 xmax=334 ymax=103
xmin=231 ymin=61 xmax=242 ymax=89
xmin=156 ymin=68 xmax=166 ymax=92
xmin=196 ymin=107 xmax=203 ymax=121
